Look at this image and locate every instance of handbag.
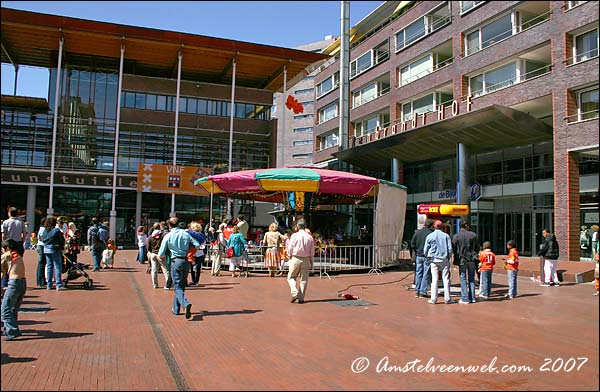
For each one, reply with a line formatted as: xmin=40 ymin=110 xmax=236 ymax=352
xmin=226 ymin=247 xmax=234 ymax=258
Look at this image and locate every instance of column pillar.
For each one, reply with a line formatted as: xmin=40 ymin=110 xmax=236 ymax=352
xmin=456 ymin=143 xmax=471 ymax=229
xmin=566 ymin=152 xmax=580 ymax=260
xmin=47 ymin=36 xmax=64 ymax=217
xmin=135 ymin=191 xmax=142 ymax=235
xmin=170 ymin=50 xmax=183 ymax=217
xmin=26 ymin=185 xmax=36 ymax=242
xmin=391 ymin=158 xmax=403 ymax=184
xmin=110 ymin=42 xmax=125 ymax=241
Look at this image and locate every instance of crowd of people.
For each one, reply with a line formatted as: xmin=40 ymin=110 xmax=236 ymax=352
xmin=410 ymin=218 xmax=584 ymax=304
xmin=2 ymin=202 xmax=598 ymax=341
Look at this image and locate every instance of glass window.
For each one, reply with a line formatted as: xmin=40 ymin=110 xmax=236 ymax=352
xmin=523 ymin=60 xmax=549 ymax=80
xmin=293 ymin=140 xmax=313 ymax=146
xmin=413 ymin=94 xmax=434 ymax=117
xmin=461 ymin=1 xmax=484 ymax=14
xmin=197 ymin=99 xmax=207 ymax=115
xmin=405 ymin=18 xmax=426 ymax=47
xmin=575 ymin=29 xmax=599 ymax=63
xmin=484 ymin=62 xmax=516 ymax=93
xmin=400 ymin=54 xmax=432 ymax=85
xmin=186 ymin=98 xmax=197 ymax=114
xmin=466 ymin=30 xmax=480 ymax=55
xmin=146 ymin=94 xmax=157 ymax=111
xmin=355 ymin=51 xmax=372 ymax=76
xmin=156 ymin=95 xmax=166 ymax=111
xmin=166 ymin=96 xmax=174 ymax=112
xmin=319 ymin=131 xmax=338 ymax=150
xmin=579 ymin=88 xmax=599 ymax=121
xmin=481 ymin=14 xmax=512 ymax=48
xmin=319 ymin=103 xmax=338 ymax=124
xmin=470 ymin=74 xmax=484 ymax=96
xmin=135 ymin=93 xmax=146 ymax=109
xmin=125 ymin=91 xmax=135 ymax=108
xmin=293 ymin=127 xmax=313 ymax=133
xmin=316 ymin=73 xmax=339 ymax=97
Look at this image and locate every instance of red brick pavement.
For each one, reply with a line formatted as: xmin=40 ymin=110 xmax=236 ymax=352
xmin=1 ymin=250 xmax=598 ymax=391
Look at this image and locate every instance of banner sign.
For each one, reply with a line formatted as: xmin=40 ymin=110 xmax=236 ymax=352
xmin=417 ymin=204 xmax=470 ymax=216
xmin=137 ymin=163 xmax=210 ymax=195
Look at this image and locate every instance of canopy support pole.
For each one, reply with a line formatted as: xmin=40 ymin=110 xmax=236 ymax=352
xmin=368 ymin=191 xmax=382 ymax=275
xmin=209 ymin=182 xmax=214 ymax=230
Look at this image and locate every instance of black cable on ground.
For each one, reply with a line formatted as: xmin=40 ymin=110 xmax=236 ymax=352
xmin=337 ymin=271 xmax=415 ymax=297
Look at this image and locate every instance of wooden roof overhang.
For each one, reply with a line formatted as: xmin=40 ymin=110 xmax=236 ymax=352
xmin=1 ymin=7 xmax=329 ymax=92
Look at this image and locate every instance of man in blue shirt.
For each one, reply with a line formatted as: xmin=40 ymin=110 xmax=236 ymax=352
xmin=158 ymin=217 xmax=199 ymax=320
xmin=423 ymin=220 xmax=453 ymax=304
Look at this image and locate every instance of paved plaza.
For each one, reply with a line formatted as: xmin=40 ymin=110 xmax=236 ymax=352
xmin=1 ymin=250 xmax=598 ymax=391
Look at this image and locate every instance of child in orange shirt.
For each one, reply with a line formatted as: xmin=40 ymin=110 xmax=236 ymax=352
xmin=478 ymin=241 xmax=495 ymax=299
xmin=504 ymin=240 xmax=519 ymax=299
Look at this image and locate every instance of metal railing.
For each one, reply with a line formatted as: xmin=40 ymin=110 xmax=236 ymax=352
xmin=564 ymin=109 xmax=600 ymax=124
xmin=204 ymin=243 xmax=410 ymax=278
xmin=395 ymin=13 xmax=452 ymax=52
xmin=399 ymin=56 xmax=454 ymax=86
xmin=350 ymin=50 xmax=390 ymax=79
xmin=564 ymin=48 xmax=599 ymax=66
xmin=464 ymin=9 xmax=551 ymax=57
xmin=352 ymin=85 xmax=391 ymax=109
xmin=469 ymin=64 xmax=553 ymax=98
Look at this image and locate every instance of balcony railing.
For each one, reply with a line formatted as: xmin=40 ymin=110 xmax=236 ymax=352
xmin=352 ymin=85 xmax=391 ymax=109
xmin=350 ymin=50 xmax=390 ymax=79
xmin=464 ymin=9 xmax=552 ymax=57
xmin=565 ymin=109 xmax=600 ymax=124
xmin=395 ymin=13 xmax=452 ymax=52
xmin=399 ymin=56 xmax=454 ymax=86
xmin=469 ymin=64 xmax=553 ymax=98
xmin=564 ymin=47 xmax=599 ymax=66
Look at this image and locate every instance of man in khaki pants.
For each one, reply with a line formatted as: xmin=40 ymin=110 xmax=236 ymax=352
xmin=286 ymin=219 xmax=314 ymax=304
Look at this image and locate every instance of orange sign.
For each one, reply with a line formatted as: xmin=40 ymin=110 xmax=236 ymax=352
xmin=137 ymin=163 xmax=210 ymax=195
xmin=417 ymin=204 xmax=469 ymax=216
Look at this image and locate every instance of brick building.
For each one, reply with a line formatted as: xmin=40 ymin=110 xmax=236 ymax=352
xmin=313 ymin=1 xmax=598 ymax=258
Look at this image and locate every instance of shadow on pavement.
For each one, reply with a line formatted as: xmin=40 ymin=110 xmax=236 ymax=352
xmin=192 ymin=309 xmax=263 ymax=321
xmin=15 ymin=329 xmax=94 ymax=341
xmin=1 ymin=353 xmax=37 ymax=365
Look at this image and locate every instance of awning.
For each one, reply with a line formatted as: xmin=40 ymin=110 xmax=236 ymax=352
xmin=335 ymin=104 xmax=553 ymax=171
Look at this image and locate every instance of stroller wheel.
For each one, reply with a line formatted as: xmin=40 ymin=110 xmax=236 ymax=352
xmin=83 ymin=281 xmax=90 ymax=289
xmin=89 ymin=279 xmax=93 ymax=287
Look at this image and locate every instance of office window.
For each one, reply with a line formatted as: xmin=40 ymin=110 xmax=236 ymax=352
xmin=469 ymin=62 xmax=517 ymax=97
xmin=146 ymin=94 xmax=157 ymax=111
xmin=293 ymin=127 xmax=313 ymax=133
xmin=197 ymin=99 xmax=207 ymax=115
xmin=319 ymin=131 xmax=338 ymax=150
xmin=292 ymin=153 xmax=313 ymax=159
xmin=350 ymin=51 xmax=373 ymax=78
xmin=318 ymin=103 xmax=338 ymax=124
xmin=460 ymin=1 xmax=485 ymax=14
xmin=396 ymin=18 xmax=426 ymax=50
xmin=353 ymin=82 xmax=378 ymax=108
xmin=401 ymin=92 xmax=451 ymax=121
xmin=135 ymin=93 xmax=146 ymax=109
xmin=400 ymin=55 xmax=432 ymax=86
xmin=574 ymin=28 xmax=599 ymax=63
xmin=316 ymin=72 xmax=340 ymax=98
xmin=177 ymin=97 xmax=187 ymax=113
xmin=124 ymin=91 xmax=135 ymax=108
xmin=186 ymin=98 xmax=197 ymax=114
xmin=295 ymin=88 xmax=314 ymax=95
xmin=156 ymin=95 xmax=167 ymax=111
xmin=293 ymin=140 xmax=313 ymax=146
xmin=294 ymin=114 xmax=314 ymax=120
xmin=578 ymin=87 xmax=599 ymax=121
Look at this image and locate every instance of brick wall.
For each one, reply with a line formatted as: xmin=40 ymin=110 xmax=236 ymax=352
xmin=566 ymin=152 xmax=580 ymax=260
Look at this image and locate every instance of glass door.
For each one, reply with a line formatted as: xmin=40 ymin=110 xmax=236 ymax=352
xmin=534 ymin=211 xmax=554 ymax=254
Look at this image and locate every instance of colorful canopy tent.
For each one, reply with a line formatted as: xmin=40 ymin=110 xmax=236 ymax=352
xmin=193 ymin=167 xmax=402 ymax=206
xmin=194 ymin=167 xmax=407 ymax=271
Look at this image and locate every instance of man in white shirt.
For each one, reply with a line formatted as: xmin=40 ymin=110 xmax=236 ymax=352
xmin=1 ymin=207 xmax=27 ymax=244
xmin=286 ymin=219 xmax=314 ymax=304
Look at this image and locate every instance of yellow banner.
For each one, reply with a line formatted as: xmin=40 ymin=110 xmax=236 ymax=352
xmin=137 ymin=163 xmax=210 ymax=195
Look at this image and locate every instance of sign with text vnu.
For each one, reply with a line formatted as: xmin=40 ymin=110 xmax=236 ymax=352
xmin=137 ymin=163 xmax=210 ymax=195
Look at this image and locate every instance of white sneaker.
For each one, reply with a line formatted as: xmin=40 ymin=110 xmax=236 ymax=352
xmin=458 ymin=300 xmax=469 ymax=304
xmin=427 ymin=299 xmax=436 ymax=304
xmin=164 ymin=287 xmax=170 ymax=290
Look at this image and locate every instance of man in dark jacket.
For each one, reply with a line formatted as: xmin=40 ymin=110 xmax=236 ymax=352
xmin=537 ymin=229 xmax=560 ymax=286
xmin=452 ymin=222 xmax=480 ymax=304
xmin=410 ymin=219 xmax=434 ymax=298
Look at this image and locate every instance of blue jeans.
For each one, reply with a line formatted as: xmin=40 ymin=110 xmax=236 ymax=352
xmin=137 ymin=245 xmax=147 ymax=263
xmin=1 ymin=278 xmax=26 ymax=338
xmin=459 ymin=263 xmax=476 ymax=302
xmin=171 ymin=258 xmax=191 ymax=314
xmin=37 ymin=245 xmax=47 ymax=286
xmin=507 ymin=270 xmax=518 ymax=298
xmin=45 ymin=252 xmax=64 ymax=288
xmin=480 ymin=270 xmax=493 ymax=297
xmin=414 ymin=256 xmax=429 ymax=295
xmin=91 ymin=247 xmax=103 ymax=270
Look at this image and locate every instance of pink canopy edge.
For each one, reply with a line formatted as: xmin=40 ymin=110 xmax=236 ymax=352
xmin=205 ymin=167 xmax=380 ymax=196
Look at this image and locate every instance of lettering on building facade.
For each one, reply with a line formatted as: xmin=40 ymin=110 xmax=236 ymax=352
xmin=1 ymin=170 xmax=138 ymax=189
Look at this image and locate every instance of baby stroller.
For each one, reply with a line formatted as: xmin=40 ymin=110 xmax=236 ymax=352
xmin=63 ymin=254 xmax=94 ymax=289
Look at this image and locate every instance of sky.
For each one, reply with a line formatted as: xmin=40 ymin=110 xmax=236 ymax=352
xmin=1 ymin=1 xmax=384 ymax=98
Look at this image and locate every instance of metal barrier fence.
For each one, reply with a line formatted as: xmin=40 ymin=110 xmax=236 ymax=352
xmin=203 ymin=243 xmax=411 ymax=278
